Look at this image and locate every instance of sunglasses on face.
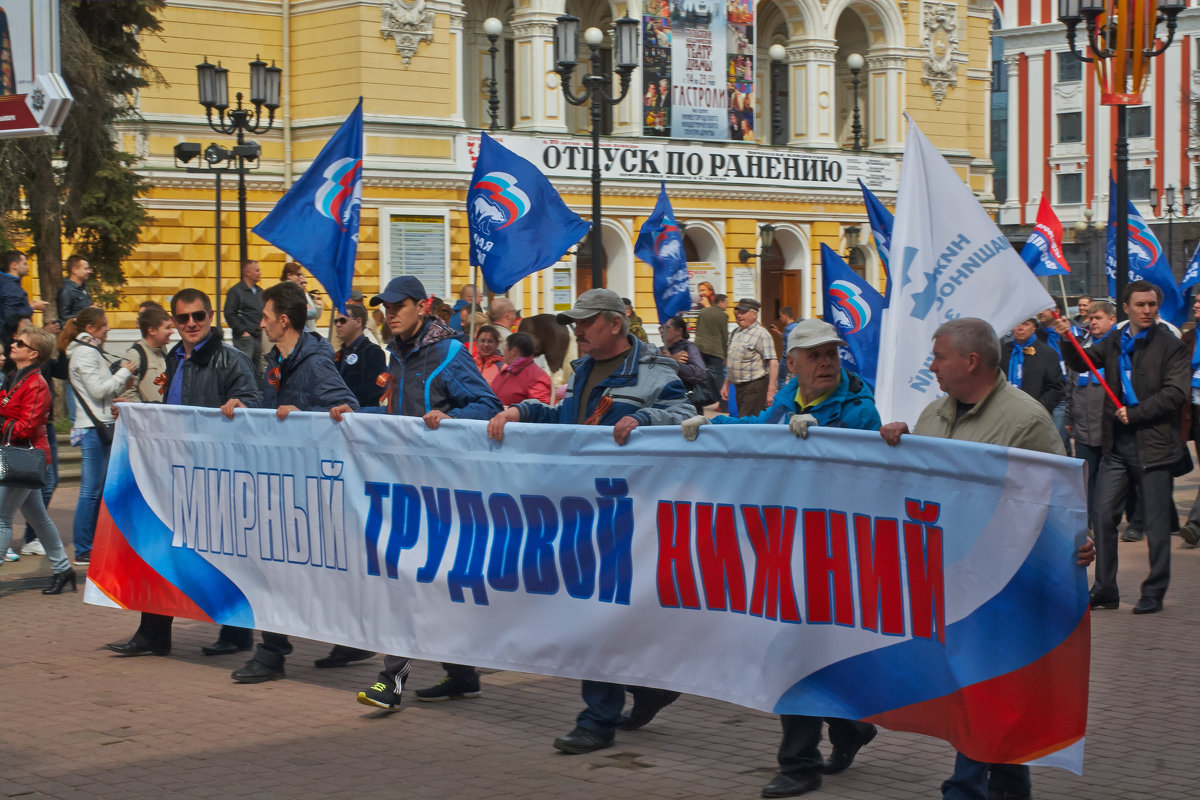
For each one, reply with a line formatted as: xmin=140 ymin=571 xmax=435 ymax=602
xmin=10 ymin=340 xmax=32 ymax=351
xmin=173 ymin=310 xmax=209 ymax=325
xmin=334 ymin=317 xmax=350 ymax=325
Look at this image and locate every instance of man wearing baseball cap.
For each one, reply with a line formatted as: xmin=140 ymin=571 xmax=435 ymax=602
xmin=330 ymin=274 xmax=502 ymax=711
xmin=724 ymin=297 xmax=778 ymax=417
xmin=682 ymin=317 xmax=881 ymax=798
xmin=487 ymin=287 xmax=695 ymax=755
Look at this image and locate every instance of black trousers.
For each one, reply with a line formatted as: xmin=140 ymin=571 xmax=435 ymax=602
xmin=252 ymin=631 xmax=294 ymax=669
xmin=133 ymin=612 xmax=252 ymax=651
xmin=777 ymin=715 xmax=875 ymax=776
xmin=1093 ymin=431 xmax=1173 ymax=601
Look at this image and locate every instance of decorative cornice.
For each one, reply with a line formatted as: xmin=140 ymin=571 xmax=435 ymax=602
xmin=509 ymin=21 xmax=556 ymax=39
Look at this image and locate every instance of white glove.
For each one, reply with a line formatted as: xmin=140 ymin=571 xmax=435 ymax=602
xmin=681 ymin=415 xmax=711 ymax=441
xmin=789 ymin=413 xmax=818 ymax=439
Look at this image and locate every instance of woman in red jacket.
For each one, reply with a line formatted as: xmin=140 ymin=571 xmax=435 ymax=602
xmin=491 ymin=332 xmax=552 ymax=405
xmin=0 ymin=327 xmax=75 ymax=594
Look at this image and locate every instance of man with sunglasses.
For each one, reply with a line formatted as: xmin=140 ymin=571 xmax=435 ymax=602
xmin=105 ymin=288 xmax=261 ymax=659
xmin=333 ymin=304 xmax=386 ymax=409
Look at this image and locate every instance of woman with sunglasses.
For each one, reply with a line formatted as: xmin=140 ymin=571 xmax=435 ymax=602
xmin=0 ymin=327 xmax=77 ymax=593
xmin=57 ymin=307 xmax=134 ymax=564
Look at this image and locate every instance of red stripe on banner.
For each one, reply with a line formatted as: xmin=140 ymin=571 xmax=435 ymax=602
xmin=89 ymin=502 xmax=214 ymax=623
xmin=864 ymin=612 xmax=1090 ymax=764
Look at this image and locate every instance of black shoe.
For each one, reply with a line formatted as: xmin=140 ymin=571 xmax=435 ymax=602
xmin=988 ymin=790 xmax=1032 ymax=800
xmin=231 ymin=660 xmax=284 ymax=683
xmin=1132 ymin=597 xmax=1162 ymax=615
xmin=414 ymin=674 xmax=481 ymax=701
xmin=202 ymin=640 xmax=252 ymax=656
xmin=357 ymin=681 xmax=402 ymax=711
xmin=315 ymin=647 xmax=375 ymax=669
xmin=106 ymin=638 xmax=170 ymax=657
xmin=618 ymin=689 xmax=681 ymax=730
xmin=1120 ymin=527 xmax=1144 ymax=542
xmin=1088 ymin=594 xmax=1119 ymax=610
xmin=42 ymin=568 xmax=77 ymax=595
xmin=552 ymin=726 xmax=614 ymax=754
xmin=822 ymin=725 xmax=877 ymax=775
xmin=761 ymin=771 xmax=822 ymax=798
xmin=1180 ymin=521 xmax=1200 ymax=546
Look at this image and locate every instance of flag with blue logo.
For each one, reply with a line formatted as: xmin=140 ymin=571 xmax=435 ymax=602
xmin=1021 ymin=193 xmax=1071 ymax=277
xmin=634 ymin=182 xmax=690 ymax=325
xmin=858 ymin=178 xmax=894 ymax=305
xmin=252 ymin=98 xmax=363 ymax=314
xmin=1105 ymin=175 xmax=1185 ymax=325
xmin=468 ymin=133 xmax=591 ymax=294
xmin=820 ymin=244 xmax=883 ymax=387
xmin=1181 ymin=241 xmax=1200 ymax=293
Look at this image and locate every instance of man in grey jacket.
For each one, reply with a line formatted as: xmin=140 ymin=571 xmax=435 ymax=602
xmin=1065 ymin=300 xmax=1115 ymax=533
xmin=224 ymin=259 xmax=264 ymax=377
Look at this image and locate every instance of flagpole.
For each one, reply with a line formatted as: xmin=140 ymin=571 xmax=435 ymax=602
xmin=469 ymin=264 xmax=480 ymax=351
xmin=1056 ymin=275 xmax=1070 ymax=316
xmin=1053 ymin=311 xmax=1124 ymax=412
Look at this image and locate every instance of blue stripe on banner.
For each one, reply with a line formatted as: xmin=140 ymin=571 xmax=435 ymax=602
xmin=104 ymin=436 xmax=255 ymax=627
xmin=772 ymin=514 xmax=1087 ymax=717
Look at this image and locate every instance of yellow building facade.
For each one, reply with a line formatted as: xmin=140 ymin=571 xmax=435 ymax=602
xmin=87 ymin=0 xmax=995 ymax=339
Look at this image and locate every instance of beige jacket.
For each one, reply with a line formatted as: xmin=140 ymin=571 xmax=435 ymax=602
xmin=119 ymin=340 xmax=167 ymax=403
xmin=913 ymin=371 xmax=1065 ymax=456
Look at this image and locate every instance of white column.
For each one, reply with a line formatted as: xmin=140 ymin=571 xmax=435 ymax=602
xmin=1001 ymin=54 xmax=1022 ymax=224
xmin=866 ymin=51 xmax=905 ymax=152
xmin=511 ymin=0 xmax=569 ymax=133
xmin=791 ymin=40 xmax=839 ymax=149
xmin=445 ymin=1 xmax=467 ymax=127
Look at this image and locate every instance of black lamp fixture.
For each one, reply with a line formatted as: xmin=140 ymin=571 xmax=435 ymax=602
xmin=1150 ymin=183 xmax=1195 ymax=275
xmin=196 ymin=55 xmax=282 ymax=265
xmin=554 ymin=13 xmax=640 ymax=289
xmin=847 ymin=53 xmax=864 ymax=151
xmin=740 ymin=224 xmax=777 ymax=262
xmin=483 ymin=17 xmax=503 ymax=131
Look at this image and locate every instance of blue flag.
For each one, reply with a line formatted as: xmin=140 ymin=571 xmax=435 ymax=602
xmin=253 ymin=99 xmax=362 ymax=314
xmin=820 ymin=243 xmax=883 ymax=387
xmin=1182 ymin=241 xmax=1200 ymax=292
xmin=1105 ymin=174 xmax=1186 ymax=325
xmin=468 ymin=133 xmax=590 ymax=294
xmin=634 ymin=182 xmax=690 ymax=325
xmin=858 ymin=178 xmax=894 ymax=306
xmin=1020 ymin=193 xmax=1072 ymax=277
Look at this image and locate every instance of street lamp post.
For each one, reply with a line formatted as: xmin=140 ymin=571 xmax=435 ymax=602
xmin=1059 ymin=0 xmax=1185 ymax=320
xmin=847 ymin=53 xmax=864 ymax=151
xmin=195 ymin=56 xmax=282 ymax=266
xmin=1150 ymin=183 xmax=1195 ymax=272
xmin=768 ymin=44 xmax=787 ymax=146
xmin=554 ymin=14 xmax=639 ymax=290
xmin=738 ymin=224 xmax=777 ymax=264
xmin=483 ymin=17 xmax=503 ymax=131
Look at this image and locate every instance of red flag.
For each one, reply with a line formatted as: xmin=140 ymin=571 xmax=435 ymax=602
xmin=1020 ymin=193 xmax=1071 ymax=276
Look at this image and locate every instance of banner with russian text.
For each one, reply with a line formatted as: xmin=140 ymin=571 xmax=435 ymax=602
xmin=85 ymin=405 xmax=1089 ymax=772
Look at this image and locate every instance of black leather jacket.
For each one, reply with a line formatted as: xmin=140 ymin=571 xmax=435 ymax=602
xmin=162 ymin=326 xmax=262 ymax=409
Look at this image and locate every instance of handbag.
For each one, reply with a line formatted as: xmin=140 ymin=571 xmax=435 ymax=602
xmin=68 ymin=374 xmax=117 ymax=448
xmin=0 ymin=373 xmax=46 ymax=488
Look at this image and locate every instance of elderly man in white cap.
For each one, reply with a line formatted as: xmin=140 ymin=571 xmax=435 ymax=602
xmin=682 ymin=318 xmax=880 ymax=798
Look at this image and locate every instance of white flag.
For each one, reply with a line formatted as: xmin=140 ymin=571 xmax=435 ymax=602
xmin=875 ymin=118 xmax=1054 ymax=425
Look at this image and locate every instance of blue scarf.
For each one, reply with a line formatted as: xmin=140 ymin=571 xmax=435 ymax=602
xmin=1077 ymin=328 xmax=1110 ymax=386
xmin=1192 ymin=332 xmax=1200 ymax=390
xmin=1007 ymin=336 xmax=1035 ymax=387
xmin=1119 ymin=326 xmax=1149 ymax=406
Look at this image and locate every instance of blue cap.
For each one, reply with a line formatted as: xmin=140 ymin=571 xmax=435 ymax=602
xmin=370 ymin=276 xmax=427 ymax=307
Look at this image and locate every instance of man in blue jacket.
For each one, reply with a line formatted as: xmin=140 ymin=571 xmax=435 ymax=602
xmin=682 ymin=318 xmax=880 ymax=799
xmin=222 ymin=280 xmax=359 ymax=684
xmin=330 ymin=275 xmax=501 ymax=710
xmin=488 ymin=288 xmax=696 ymax=755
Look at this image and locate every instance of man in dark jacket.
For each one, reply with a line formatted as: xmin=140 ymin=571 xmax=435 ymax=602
xmin=333 ymin=303 xmax=386 ymax=408
xmin=1065 ymin=300 xmax=1116 ymax=532
xmin=0 ymin=250 xmax=46 ymax=359
xmin=1001 ymin=318 xmax=1064 ymax=414
xmin=330 ymin=275 xmax=501 ymax=709
xmin=105 ymin=288 xmax=261 ymax=658
xmin=222 ymin=281 xmax=359 ymax=683
xmin=55 ymin=254 xmax=93 ymax=325
xmin=224 ymin=259 xmax=264 ymax=377
xmin=1056 ymin=280 xmax=1190 ymax=614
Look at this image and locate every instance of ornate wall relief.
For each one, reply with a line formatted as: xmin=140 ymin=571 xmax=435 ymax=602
xmin=921 ymin=1 xmax=959 ymax=107
xmin=381 ymin=0 xmax=436 ymax=67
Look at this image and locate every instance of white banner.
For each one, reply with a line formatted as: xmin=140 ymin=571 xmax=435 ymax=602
xmin=87 ymin=405 xmax=1088 ymax=770
xmin=875 ymin=118 xmax=1055 ymax=425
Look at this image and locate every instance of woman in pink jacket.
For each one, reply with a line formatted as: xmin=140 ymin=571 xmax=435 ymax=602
xmin=490 ymin=332 xmax=551 ymax=405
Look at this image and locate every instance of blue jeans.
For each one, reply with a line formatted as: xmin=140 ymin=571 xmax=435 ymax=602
xmin=0 ymin=483 xmax=70 ymax=573
xmin=942 ymin=753 xmax=1030 ymax=800
xmin=1051 ymin=400 xmax=1071 ymax=456
xmin=72 ymin=428 xmax=110 ymax=558
xmin=23 ymin=422 xmax=58 ymax=544
xmin=64 ymin=385 xmax=77 ymax=424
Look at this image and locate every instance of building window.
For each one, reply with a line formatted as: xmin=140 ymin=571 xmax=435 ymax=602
xmin=1128 ymin=169 xmax=1152 ymax=203
xmin=1057 ymin=173 xmax=1083 ymax=205
xmin=1058 ymin=112 xmax=1083 ymax=143
xmin=1057 ymin=52 xmax=1082 ymax=82
xmin=1127 ymin=106 xmax=1152 ymax=138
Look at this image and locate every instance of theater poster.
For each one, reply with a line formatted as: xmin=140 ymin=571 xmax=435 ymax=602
xmin=643 ymin=0 xmax=754 ymax=140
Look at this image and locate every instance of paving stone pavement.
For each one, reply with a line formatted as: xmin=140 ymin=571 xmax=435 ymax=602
xmin=2 ymin=482 xmax=1199 ymax=799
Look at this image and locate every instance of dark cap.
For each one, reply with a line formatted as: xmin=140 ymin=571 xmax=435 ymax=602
xmin=370 ymin=276 xmax=426 ymax=307
xmin=555 ymin=288 xmax=626 ymax=325
xmin=734 ymin=298 xmax=761 ymax=313
xmin=349 ymin=288 xmax=365 ymax=302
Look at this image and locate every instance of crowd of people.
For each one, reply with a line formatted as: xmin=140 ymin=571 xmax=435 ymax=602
xmin=0 ymin=246 xmax=1183 ymax=799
